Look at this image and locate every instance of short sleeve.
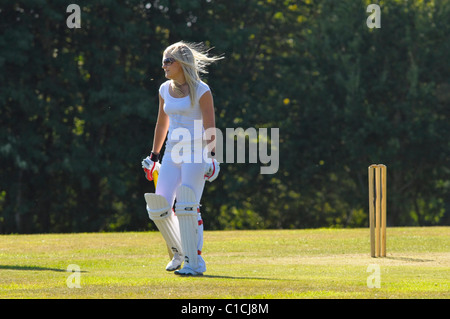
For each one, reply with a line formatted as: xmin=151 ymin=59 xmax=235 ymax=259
xmin=159 ymin=81 xmax=169 ymax=99
xmin=197 ymin=81 xmax=210 ymax=99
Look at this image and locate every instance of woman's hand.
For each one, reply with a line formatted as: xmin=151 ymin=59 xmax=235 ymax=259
xmin=142 ymin=153 xmax=161 ymax=181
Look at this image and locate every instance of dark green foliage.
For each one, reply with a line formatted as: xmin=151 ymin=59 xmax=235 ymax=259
xmin=0 ymin=0 xmax=448 ymax=233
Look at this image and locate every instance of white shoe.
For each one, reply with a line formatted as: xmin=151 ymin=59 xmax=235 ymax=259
xmin=174 ymin=265 xmax=203 ymax=276
xmin=165 ymin=253 xmax=183 ymax=271
xmin=174 ymin=255 xmax=206 ymax=276
xmin=197 ymin=255 xmax=206 ymax=273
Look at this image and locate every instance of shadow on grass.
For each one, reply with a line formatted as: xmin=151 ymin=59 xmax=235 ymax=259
xmin=202 ymin=274 xmax=289 ymax=281
xmin=385 ymin=257 xmax=434 ymax=262
xmin=0 ymin=265 xmax=87 ymax=273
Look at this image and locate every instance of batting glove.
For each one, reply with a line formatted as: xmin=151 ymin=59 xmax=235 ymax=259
xmin=204 ymin=159 xmax=220 ymax=182
xmin=142 ymin=152 xmax=160 ymax=181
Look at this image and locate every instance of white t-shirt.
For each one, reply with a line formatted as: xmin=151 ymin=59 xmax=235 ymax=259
xmin=159 ymin=80 xmax=210 ymax=150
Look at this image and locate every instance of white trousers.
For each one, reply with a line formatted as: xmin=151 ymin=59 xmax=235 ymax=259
xmin=155 ymin=150 xmax=207 ymax=270
xmin=156 ymin=152 xmax=206 ymax=207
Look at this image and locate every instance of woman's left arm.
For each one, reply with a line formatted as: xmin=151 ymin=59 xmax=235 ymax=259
xmin=199 ymin=91 xmax=216 ymax=155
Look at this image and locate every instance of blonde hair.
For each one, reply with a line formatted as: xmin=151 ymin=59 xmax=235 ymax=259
xmin=164 ymin=41 xmax=224 ymax=107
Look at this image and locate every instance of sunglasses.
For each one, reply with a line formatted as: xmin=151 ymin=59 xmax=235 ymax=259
xmin=162 ymin=57 xmax=176 ymax=66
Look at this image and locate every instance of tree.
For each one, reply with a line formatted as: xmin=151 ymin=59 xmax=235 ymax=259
xmin=0 ymin=0 xmax=448 ymax=233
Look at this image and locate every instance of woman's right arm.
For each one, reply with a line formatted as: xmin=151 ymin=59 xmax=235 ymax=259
xmin=151 ymin=94 xmax=169 ymax=155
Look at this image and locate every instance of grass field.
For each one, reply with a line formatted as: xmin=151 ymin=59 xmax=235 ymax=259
xmin=0 ymin=227 xmax=449 ymax=299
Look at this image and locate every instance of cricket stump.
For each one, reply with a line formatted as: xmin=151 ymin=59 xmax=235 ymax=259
xmin=368 ymin=164 xmax=387 ymax=257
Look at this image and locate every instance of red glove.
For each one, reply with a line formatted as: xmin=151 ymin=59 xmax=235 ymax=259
xmin=141 ymin=153 xmax=160 ymax=181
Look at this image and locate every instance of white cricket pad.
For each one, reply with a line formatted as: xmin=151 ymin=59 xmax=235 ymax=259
xmin=145 ymin=193 xmax=182 ymax=259
xmin=175 ymin=185 xmax=199 ymax=270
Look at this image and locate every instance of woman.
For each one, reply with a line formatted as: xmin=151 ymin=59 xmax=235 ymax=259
xmin=142 ymin=41 xmax=222 ymax=276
